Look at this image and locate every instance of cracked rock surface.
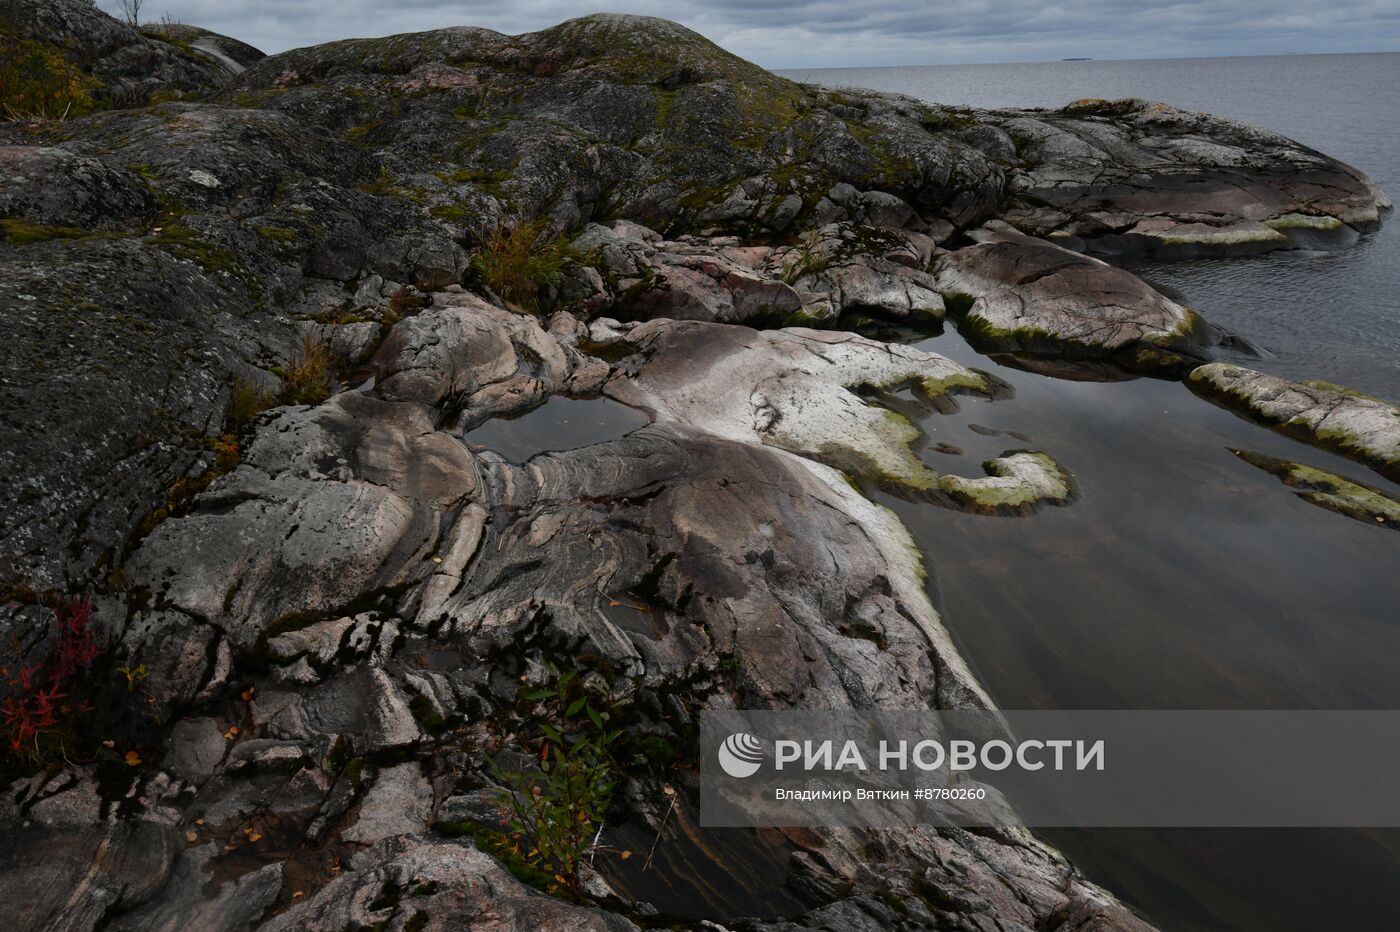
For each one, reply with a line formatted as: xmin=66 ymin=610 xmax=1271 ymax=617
xmin=1188 ymin=363 xmax=1400 ymax=481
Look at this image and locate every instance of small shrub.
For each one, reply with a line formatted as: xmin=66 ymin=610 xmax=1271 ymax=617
xmin=0 ymin=37 xmax=98 ymax=121
xmin=472 ymin=220 xmax=568 ymax=312
xmin=489 ymin=666 xmax=627 ymax=896
xmin=0 ymin=599 xmax=102 ymax=771
xmin=781 ymin=230 xmax=828 ymax=284
xmin=279 ymin=335 xmax=332 ymax=406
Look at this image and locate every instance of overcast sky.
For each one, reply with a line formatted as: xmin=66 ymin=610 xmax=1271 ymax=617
xmin=101 ymin=0 xmax=1400 ymax=67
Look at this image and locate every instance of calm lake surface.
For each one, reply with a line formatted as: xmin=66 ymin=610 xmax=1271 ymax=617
xmin=785 ymin=54 xmax=1400 ymax=931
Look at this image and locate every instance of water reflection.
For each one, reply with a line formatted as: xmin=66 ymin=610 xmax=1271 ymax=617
xmin=464 ymin=396 xmax=651 ymax=462
xmin=878 ymin=323 xmax=1400 ymax=931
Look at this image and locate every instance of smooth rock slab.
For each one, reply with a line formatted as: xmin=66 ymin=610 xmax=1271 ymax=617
xmin=1188 ymin=364 xmax=1400 ymax=481
xmin=599 ymin=318 xmax=1074 ymax=513
xmin=933 ymin=223 xmax=1212 ymax=374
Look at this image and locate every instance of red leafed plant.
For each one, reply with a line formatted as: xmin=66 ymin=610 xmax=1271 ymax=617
xmin=0 ymin=599 xmax=101 ymax=765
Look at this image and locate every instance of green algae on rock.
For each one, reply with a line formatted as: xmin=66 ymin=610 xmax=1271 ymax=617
xmin=598 ymin=318 xmax=1073 ymax=513
xmin=1233 ymin=449 xmax=1400 ymax=532
xmin=1188 ymin=364 xmax=1400 ymax=482
xmin=932 ymin=223 xmax=1218 ymax=376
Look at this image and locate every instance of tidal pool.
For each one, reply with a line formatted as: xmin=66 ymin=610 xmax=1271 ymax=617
xmin=463 ymin=396 xmax=651 ymax=462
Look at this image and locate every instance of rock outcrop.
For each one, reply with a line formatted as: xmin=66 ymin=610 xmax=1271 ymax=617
xmin=0 ymin=3 xmax=1392 ymax=931
xmin=0 ymin=0 xmax=262 ymax=106
xmin=932 ymin=222 xmax=1218 ymax=375
xmin=1233 ymin=450 xmax=1400 ymax=531
xmin=985 ymin=97 xmax=1391 ymax=257
xmin=1188 ymin=364 xmax=1400 ymax=481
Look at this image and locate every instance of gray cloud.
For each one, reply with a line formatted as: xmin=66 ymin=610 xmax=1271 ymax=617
xmin=100 ymin=0 xmax=1400 ymax=66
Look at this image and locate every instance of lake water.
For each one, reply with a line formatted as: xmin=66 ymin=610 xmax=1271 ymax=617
xmin=784 ymin=54 xmax=1400 ymax=931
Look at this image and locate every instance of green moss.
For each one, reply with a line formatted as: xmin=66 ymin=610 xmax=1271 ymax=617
xmin=429 ymin=204 xmax=470 ymax=222
xmin=1263 ymin=213 xmax=1345 ymax=231
xmin=148 ymin=224 xmax=245 ymax=278
xmin=939 ymin=451 xmax=1075 ymax=513
xmin=1235 ymin=450 xmax=1400 ymax=530
xmin=653 ymin=86 xmax=676 ymax=131
xmin=0 ymin=219 xmax=89 ymax=244
xmin=1301 ymin=380 xmax=1387 ymax=403
xmin=0 ymin=36 xmax=100 ymax=119
xmin=782 ymin=307 xmax=834 ymax=327
xmin=255 ymin=226 xmax=297 ymax=244
xmin=920 ymin=370 xmax=987 ymax=397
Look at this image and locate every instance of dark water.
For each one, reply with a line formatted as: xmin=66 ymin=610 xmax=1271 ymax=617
xmin=463 ymin=396 xmax=649 ymax=462
xmin=782 ymin=54 xmax=1400 ymax=931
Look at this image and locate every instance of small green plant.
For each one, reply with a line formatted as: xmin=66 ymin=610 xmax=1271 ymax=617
xmin=227 ymin=377 xmax=274 ymax=429
xmin=116 ymin=664 xmax=149 ymax=691
xmin=489 ymin=666 xmax=627 ymax=896
xmin=781 ymin=229 xmax=827 ymax=284
xmin=279 ymin=335 xmax=332 ymax=406
xmin=472 ymin=220 xmax=568 ymax=312
xmin=0 ymin=37 xmax=98 ymax=121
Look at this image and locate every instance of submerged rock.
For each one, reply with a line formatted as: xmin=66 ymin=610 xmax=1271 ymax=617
xmin=1233 ymin=450 xmax=1400 ymax=531
xmin=1188 ymin=364 xmax=1400 ymax=481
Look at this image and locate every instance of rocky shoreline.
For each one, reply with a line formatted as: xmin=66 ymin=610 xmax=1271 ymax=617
xmin=1 ymin=3 xmax=1396 ymax=930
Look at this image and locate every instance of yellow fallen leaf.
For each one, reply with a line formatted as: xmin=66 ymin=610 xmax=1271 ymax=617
xmin=185 ymin=831 xmax=198 ymax=842
xmin=124 ymin=751 xmax=142 ymax=767
xmin=620 ymin=850 xmax=632 ymax=859
xmin=246 ymin=832 xmax=263 ymax=843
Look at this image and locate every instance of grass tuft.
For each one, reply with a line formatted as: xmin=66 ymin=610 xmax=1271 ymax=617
xmin=279 ymin=335 xmax=333 ymax=406
xmin=472 ymin=220 xmax=568 ymax=312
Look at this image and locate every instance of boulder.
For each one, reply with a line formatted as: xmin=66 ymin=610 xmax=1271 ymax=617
xmin=933 ymin=222 xmax=1216 ymax=374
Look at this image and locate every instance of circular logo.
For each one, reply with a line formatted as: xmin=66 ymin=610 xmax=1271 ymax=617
xmin=718 ymin=732 xmax=765 ymax=778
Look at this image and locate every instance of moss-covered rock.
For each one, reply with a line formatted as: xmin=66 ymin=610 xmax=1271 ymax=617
xmin=1188 ymin=364 xmax=1400 ymax=482
xmin=933 ymin=223 xmax=1217 ymax=375
xmin=1234 ymin=450 xmax=1400 ymax=531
